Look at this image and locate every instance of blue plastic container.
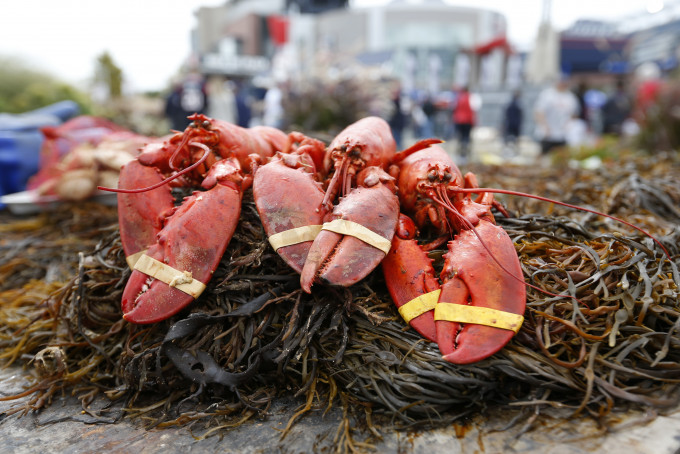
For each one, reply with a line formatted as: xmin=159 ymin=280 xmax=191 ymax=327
xmin=0 ymin=101 xmax=80 ymax=208
xmin=0 ymin=134 xmax=22 ymax=197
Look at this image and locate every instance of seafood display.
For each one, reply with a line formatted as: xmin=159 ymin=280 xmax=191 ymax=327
xmin=27 ymin=116 xmax=147 ymax=201
xmin=0 ymin=114 xmax=678 ymax=444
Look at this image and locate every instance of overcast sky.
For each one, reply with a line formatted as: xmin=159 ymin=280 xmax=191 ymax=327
xmin=0 ymin=0 xmax=665 ymax=93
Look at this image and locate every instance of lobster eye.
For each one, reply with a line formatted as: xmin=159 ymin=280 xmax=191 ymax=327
xmin=341 ymin=144 xmax=348 ymax=152
xmin=444 ymin=172 xmax=452 ymax=181
xmin=350 ymin=148 xmax=360 ymax=158
xmin=427 ymin=170 xmax=437 ymax=181
xmin=202 ymin=120 xmax=211 ymax=128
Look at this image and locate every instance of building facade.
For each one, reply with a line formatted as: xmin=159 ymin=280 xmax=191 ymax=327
xmin=192 ymin=0 xmax=513 ymax=93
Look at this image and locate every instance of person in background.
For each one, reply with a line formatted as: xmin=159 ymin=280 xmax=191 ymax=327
xmin=164 ymin=74 xmax=208 ymax=131
xmin=234 ymin=82 xmax=252 ymax=128
xmin=206 ymin=76 xmax=236 ymax=124
xmin=602 ymin=78 xmax=632 ymax=136
xmin=503 ymin=90 xmax=523 ymax=146
xmin=633 ymin=62 xmax=663 ymax=128
xmin=533 ymin=77 xmax=580 ymax=154
xmin=164 ymin=82 xmax=187 ymax=131
xmin=419 ymin=95 xmax=436 ymax=139
xmin=574 ymin=81 xmax=589 ymax=125
xmin=388 ymin=86 xmax=406 ymax=148
xmin=452 ymin=86 xmax=476 ymax=162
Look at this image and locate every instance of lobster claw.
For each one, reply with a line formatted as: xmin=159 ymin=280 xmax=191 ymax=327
xmin=436 ymin=219 xmax=525 ymax=364
xmin=121 ymin=158 xmax=245 ymax=324
xmin=300 ymin=167 xmax=399 ymax=293
xmin=253 ymin=152 xmax=326 ymax=274
xmin=118 ymin=156 xmax=175 ymax=269
xmin=381 ymin=214 xmax=439 ymax=342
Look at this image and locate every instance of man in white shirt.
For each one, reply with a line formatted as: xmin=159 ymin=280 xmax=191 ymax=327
xmin=534 ymin=78 xmax=580 ymax=154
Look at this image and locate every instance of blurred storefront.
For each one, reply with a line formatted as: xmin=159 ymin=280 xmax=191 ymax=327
xmin=191 ymin=0 xmax=513 ymax=93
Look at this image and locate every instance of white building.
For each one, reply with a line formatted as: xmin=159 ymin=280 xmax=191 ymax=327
xmin=193 ymin=0 xmax=515 ymax=92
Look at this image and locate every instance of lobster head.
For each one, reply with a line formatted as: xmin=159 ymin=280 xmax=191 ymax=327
xmin=395 ymin=145 xmax=465 ymax=234
xmin=323 ymin=116 xmax=397 ymax=178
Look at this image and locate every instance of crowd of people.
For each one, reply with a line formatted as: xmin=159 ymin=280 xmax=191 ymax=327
xmin=165 ymin=70 xmax=662 ymax=163
xmin=164 ymin=74 xmax=258 ymax=132
xmin=408 ymin=73 xmax=653 ymax=160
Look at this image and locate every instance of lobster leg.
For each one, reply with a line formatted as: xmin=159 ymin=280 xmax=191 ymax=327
xmin=117 ymin=159 xmax=175 ymax=268
xmin=300 ymin=167 xmax=399 ymax=293
xmin=381 ymin=214 xmax=439 ymax=342
xmin=122 ymin=158 xmax=244 ymax=324
xmin=435 ymin=220 xmax=525 ymax=364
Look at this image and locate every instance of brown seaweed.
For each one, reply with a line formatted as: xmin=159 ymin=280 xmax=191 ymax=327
xmin=0 ymin=153 xmax=679 ymax=442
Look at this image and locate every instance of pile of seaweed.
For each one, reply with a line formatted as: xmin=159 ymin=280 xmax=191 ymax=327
xmin=1 ymin=152 xmax=679 ymax=445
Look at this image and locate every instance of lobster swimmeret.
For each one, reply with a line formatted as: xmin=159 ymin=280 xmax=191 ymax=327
xmin=112 ymin=114 xmax=292 ymax=324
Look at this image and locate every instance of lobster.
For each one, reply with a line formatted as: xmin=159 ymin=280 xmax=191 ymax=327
xmin=254 ymin=117 xmax=438 ymax=293
xmin=382 ymin=143 xmax=525 ymax=364
xmin=104 ymin=114 xmax=292 ymax=324
xmin=381 ymin=143 xmax=672 ymax=364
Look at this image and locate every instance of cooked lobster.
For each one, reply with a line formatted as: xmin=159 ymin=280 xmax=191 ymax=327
xmin=254 ymin=117 xmax=437 ymax=293
xmin=104 ymin=114 xmax=290 ymax=324
xmin=383 ymin=144 xmax=525 ymax=364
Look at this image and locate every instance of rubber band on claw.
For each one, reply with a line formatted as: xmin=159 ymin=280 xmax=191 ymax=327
xmin=268 ymin=225 xmax=323 ymax=251
xmin=133 ymin=254 xmax=206 ymax=298
xmin=434 ymin=303 xmax=524 ymax=333
xmin=321 ymin=219 xmax=392 ymax=254
xmin=398 ymin=289 xmax=440 ymax=324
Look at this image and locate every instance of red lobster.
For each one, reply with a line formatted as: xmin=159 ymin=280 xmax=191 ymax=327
xmin=106 ymin=114 xmax=291 ymax=324
xmin=254 ymin=117 xmax=436 ymax=293
xmin=381 ymin=143 xmax=670 ymax=365
xmin=383 ymin=144 xmax=525 ymax=364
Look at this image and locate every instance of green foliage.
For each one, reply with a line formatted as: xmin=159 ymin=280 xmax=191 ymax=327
xmin=0 ymin=57 xmax=92 ymax=114
xmin=282 ymin=77 xmax=384 ymax=138
xmin=94 ymin=52 xmax=123 ymax=99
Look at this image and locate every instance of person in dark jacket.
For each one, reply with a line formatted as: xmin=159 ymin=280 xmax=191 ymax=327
xmin=602 ymin=79 xmax=631 ymax=136
xmin=504 ymin=90 xmax=523 ymax=144
xmin=388 ymin=87 xmax=406 ymax=148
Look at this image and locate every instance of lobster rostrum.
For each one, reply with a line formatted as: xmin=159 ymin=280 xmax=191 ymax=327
xmin=254 ymin=117 xmax=438 ymax=293
xmin=106 ymin=114 xmax=291 ymax=324
xmin=382 ymin=144 xmax=525 ymax=364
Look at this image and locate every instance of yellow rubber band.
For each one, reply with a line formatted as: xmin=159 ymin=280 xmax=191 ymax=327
xmin=321 ymin=219 xmax=392 ymax=254
xmin=126 ymin=249 xmax=147 ymax=269
xmin=434 ymin=303 xmax=524 ymax=333
xmin=133 ymin=254 xmax=206 ymax=298
xmin=268 ymin=225 xmax=323 ymax=251
xmin=398 ymin=289 xmax=440 ymax=324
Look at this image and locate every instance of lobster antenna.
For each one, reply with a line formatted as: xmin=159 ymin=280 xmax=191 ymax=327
xmin=393 ymin=138 xmax=443 ymax=163
xmin=98 ymin=142 xmax=211 ymax=194
xmin=452 ymin=187 xmax=671 ymax=260
xmin=434 ymin=187 xmax=595 ymax=304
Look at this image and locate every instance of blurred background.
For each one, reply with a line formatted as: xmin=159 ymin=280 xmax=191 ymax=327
xmin=1 ymin=0 xmax=679 ymax=199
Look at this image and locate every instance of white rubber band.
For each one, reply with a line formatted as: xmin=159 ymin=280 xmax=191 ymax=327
xmin=321 ymin=219 xmax=392 ymax=254
xmin=126 ymin=250 xmax=147 ymax=269
xmin=133 ymin=254 xmax=206 ymax=298
xmin=268 ymin=224 xmax=323 ymax=251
